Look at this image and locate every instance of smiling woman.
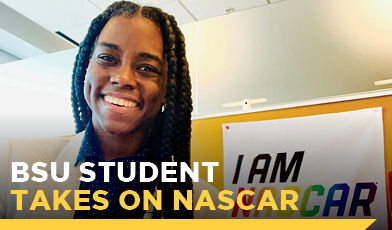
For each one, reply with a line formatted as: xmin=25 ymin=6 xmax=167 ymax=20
xmin=84 ymin=16 xmax=168 ymax=159
xmin=0 ymin=1 xmax=225 ymax=219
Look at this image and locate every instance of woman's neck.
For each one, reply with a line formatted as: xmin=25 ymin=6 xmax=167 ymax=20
xmin=94 ymin=126 xmax=148 ymax=161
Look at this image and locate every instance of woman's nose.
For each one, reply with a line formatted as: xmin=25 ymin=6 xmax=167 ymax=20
xmin=110 ymin=65 xmax=137 ymax=89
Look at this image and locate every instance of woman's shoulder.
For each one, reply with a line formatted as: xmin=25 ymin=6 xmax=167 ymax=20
xmin=0 ymin=132 xmax=85 ymax=219
xmin=0 ymin=131 xmax=86 ymax=163
xmin=0 ymin=137 xmax=71 ymax=164
xmin=0 ymin=130 xmax=87 ymax=164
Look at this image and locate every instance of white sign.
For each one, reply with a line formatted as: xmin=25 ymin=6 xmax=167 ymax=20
xmin=223 ymin=108 xmax=387 ymax=229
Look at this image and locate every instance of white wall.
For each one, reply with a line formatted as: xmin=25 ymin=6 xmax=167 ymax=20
xmin=0 ymin=48 xmax=77 ymax=141
xmin=181 ymin=0 xmax=392 ymax=115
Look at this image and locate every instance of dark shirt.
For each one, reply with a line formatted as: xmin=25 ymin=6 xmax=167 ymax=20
xmin=73 ymin=121 xmax=156 ymax=219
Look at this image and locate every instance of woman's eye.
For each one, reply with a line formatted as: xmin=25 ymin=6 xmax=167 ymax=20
xmin=139 ymin=66 xmax=156 ymax=72
xmin=98 ymin=55 xmax=116 ymax=63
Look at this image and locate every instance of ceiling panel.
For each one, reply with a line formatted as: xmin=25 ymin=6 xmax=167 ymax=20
xmin=0 ymin=0 xmax=101 ymax=31
xmin=0 ymin=49 xmax=20 ymax=64
xmin=90 ymin=0 xmax=177 ymax=10
xmin=61 ymin=1 xmax=195 ymax=43
xmin=90 ymin=0 xmax=194 ymax=24
xmin=60 ymin=23 xmax=90 ymax=44
xmin=0 ymin=1 xmax=75 ymax=56
xmin=61 ymin=0 xmax=196 ymax=42
xmin=0 ymin=28 xmax=46 ymax=59
xmin=159 ymin=1 xmax=195 ymax=24
xmin=89 ymin=0 xmax=119 ymax=10
xmin=181 ymin=0 xmax=269 ymax=20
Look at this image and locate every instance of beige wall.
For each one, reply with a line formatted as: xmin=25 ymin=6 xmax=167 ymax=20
xmin=181 ymin=0 xmax=392 ymax=115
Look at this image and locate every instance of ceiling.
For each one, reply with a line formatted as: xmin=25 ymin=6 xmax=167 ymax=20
xmin=0 ymin=0 xmax=284 ymax=62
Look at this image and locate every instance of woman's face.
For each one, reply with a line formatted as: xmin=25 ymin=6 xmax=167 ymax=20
xmin=84 ymin=15 xmax=167 ymax=136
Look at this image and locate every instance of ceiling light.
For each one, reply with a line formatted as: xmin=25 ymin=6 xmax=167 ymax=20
xmin=222 ymin=98 xmax=268 ymax=108
xmin=374 ymin=79 xmax=392 ymax=86
xmin=0 ymin=28 xmax=46 ymax=59
xmin=252 ymin=98 xmax=269 ymax=104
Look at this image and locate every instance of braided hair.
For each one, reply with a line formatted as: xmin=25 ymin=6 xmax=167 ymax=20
xmin=70 ymin=1 xmax=193 ymax=218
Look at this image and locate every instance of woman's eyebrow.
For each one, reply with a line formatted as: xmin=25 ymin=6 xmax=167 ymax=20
xmin=137 ymin=52 xmax=163 ymax=65
xmin=98 ymin=42 xmax=119 ymax=50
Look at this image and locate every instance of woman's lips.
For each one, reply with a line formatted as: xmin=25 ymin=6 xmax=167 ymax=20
xmin=102 ymin=95 xmax=139 ymax=114
xmin=104 ymin=95 xmax=137 ymax=107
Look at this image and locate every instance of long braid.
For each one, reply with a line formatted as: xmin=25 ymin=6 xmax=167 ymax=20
xmin=159 ymin=15 xmax=178 ymax=165
xmin=142 ymin=7 xmax=188 ymax=218
xmin=168 ymin=15 xmax=192 ymax=165
xmin=170 ymin=15 xmax=194 ymax=218
xmin=158 ymin=11 xmax=181 ymax=219
xmin=71 ymin=15 xmax=106 ymax=133
xmin=141 ymin=7 xmax=194 ymax=218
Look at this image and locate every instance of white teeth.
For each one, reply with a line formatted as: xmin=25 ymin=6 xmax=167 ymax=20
xmin=118 ymin=99 xmax=125 ymax=106
xmin=104 ymin=95 xmax=137 ymax=107
xmin=108 ymin=96 xmax=114 ymax=103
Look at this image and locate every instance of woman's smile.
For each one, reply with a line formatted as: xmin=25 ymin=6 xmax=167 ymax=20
xmin=101 ymin=94 xmax=139 ymax=114
xmin=104 ymin=95 xmax=138 ymax=108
